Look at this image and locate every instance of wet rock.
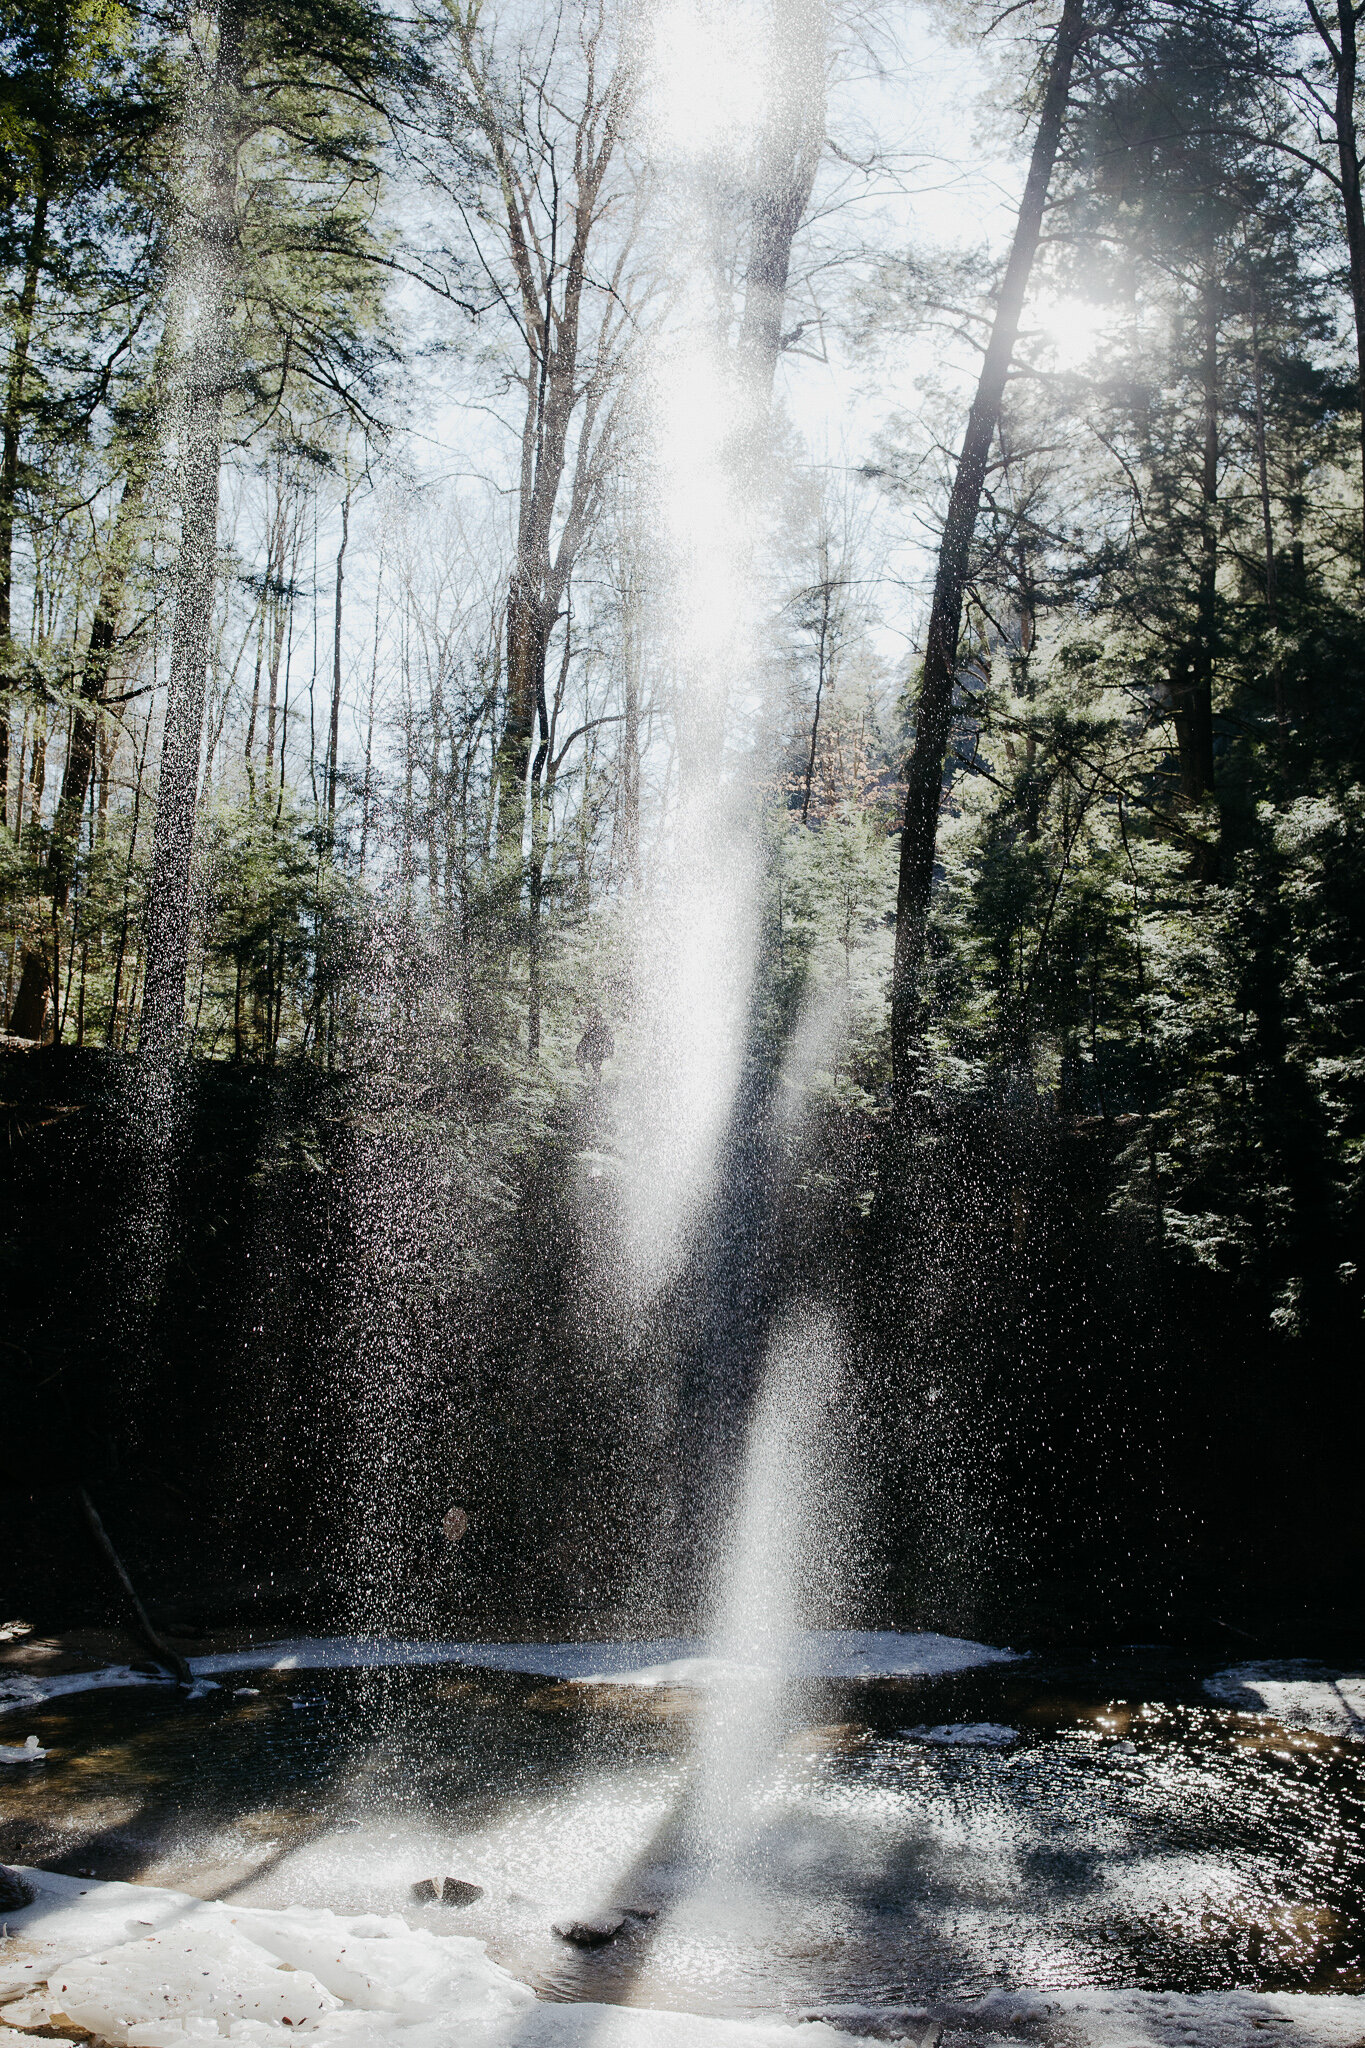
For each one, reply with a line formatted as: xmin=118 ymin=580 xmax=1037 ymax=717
xmin=551 ymin=1910 xmax=626 ymax=1946
xmin=0 ymin=1864 xmax=34 ymax=1911
xmin=409 ymin=1878 xmax=438 ymax=1904
xmin=441 ymin=1877 xmax=483 ymax=1906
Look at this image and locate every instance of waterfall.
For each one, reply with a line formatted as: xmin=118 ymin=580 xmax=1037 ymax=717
xmin=689 ymin=1303 xmax=848 ymax=1876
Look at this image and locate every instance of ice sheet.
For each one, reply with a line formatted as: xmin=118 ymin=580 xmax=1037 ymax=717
xmin=0 ymin=1668 xmax=166 ymax=1717
xmin=190 ymin=1630 xmax=1024 ymax=1686
xmin=0 ymin=1632 xmax=1022 ymax=1715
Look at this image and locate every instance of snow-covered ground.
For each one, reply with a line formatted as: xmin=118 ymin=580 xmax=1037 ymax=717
xmin=1204 ymin=1663 xmax=1365 ymax=1740
xmin=0 ymin=1632 xmax=1020 ymax=1717
xmin=0 ymin=1667 xmax=173 ymax=1717
xmin=2 ymin=1870 xmax=1364 ymax=2048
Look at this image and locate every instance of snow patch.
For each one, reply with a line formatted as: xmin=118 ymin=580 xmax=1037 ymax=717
xmin=0 ymin=1871 xmax=866 ymax=2048
xmin=1204 ymin=1662 xmax=1365 ymax=1739
xmin=0 ymin=1632 xmax=1022 ymax=1716
xmin=189 ymin=1630 xmax=1023 ymax=1688
xmin=0 ymin=1668 xmax=167 ymax=1717
xmin=3 ymin=1872 xmax=1364 ymax=2047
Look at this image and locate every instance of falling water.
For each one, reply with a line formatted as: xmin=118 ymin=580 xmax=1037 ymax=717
xmin=612 ymin=5 xmax=771 ymax=1300
xmin=688 ymin=1303 xmax=848 ymax=1875
xmin=588 ymin=0 xmax=862 ymax=1883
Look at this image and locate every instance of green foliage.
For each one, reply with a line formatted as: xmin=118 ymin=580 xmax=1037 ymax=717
xmin=198 ymin=792 xmax=356 ymax=1057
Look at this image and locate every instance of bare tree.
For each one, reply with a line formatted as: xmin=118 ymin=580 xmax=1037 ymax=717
xmin=425 ymin=3 xmax=641 ymax=872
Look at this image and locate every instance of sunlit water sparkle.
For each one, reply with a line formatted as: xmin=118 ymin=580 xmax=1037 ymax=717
xmin=2 ymin=1657 xmax=1362 ymax=2017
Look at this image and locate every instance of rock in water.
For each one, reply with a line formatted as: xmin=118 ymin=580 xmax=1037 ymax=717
xmin=442 ymin=1877 xmax=483 ymax=1906
xmin=410 ymin=1878 xmax=438 ymax=1903
xmin=0 ymin=1865 xmax=34 ymax=1910
xmin=552 ymin=1911 xmax=626 ymax=1947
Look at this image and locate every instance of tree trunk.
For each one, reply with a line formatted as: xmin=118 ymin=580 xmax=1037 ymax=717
xmin=326 ymin=487 xmax=349 ymax=824
xmin=108 ymin=710 xmax=152 ymax=1044
xmin=9 ymin=948 xmax=48 ymax=1038
xmin=49 ymin=471 xmax=146 ymax=909
xmin=1314 ymin=1 xmax=1365 ymax=568
xmin=496 ymin=574 xmax=547 ymax=863
xmin=0 ymin=187 xmax=49 ymax=826
xmin=1191 ymin=277 xmax=1219 ymax=797
xmin=138 ymin=0 xmax=241 ymax=1061
xmin=738 ymin=0 xmax=825 ymax=400
xmin=889 ymin=0 xmax=1088 ymax=1100
xmin=78 ymin=1487 xmax=192 ymax=1684
xmin=1249 ymin=288 xmax=1277 ymax=627
xmin=261 ymin=486 xmax=290 ymax=787
xmin=28 ymin=705 xmax=47 ymax=830
xmin=525 ymin=619 xmax=570 ymax=1056
xmin=244 ymin=608 xmax=264 ymax=773
xmin=802 ymin=550 xmax=834 ymax=823
xmin=620 ymin=598 xmax=641 ymax=885
xmin=527 ymin=828 xmax=544 ymax=1055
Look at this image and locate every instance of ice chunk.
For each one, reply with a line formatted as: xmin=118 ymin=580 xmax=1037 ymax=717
xmin=0 ymin=1734 xmax=47 ymax=1763
xmin=1205 ymin=1662 xmax=1365 ymax=1740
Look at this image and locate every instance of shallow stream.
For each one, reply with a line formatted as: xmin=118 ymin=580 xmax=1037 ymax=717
xmin=1 ymin=1652 xmax=1361 ymax=2022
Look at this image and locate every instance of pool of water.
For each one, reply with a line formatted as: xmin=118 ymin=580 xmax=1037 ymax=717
xmin=1 ymin=1651 xmax=1361 ymax=2020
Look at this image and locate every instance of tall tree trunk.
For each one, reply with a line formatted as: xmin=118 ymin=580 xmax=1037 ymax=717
xmin=1192 ymin=278 xmax=1219 ymax=798
xmin=28 ymin=706 xmax=47 ymax=829
xmin=525 ymin=621 xmax=569 ymax=1056
xmin=49 ymin=471 xmax=146 ymax=909
xmin=326 ymin=487 xmax=350 ymax=824
xmin=1310 ymin=2 xmax=1365 ymax=567
xmin=802 ymin=547 xmax=834 ymax=824
xmin=108 ymin=710 xmax=152 ymax=1044
xmin=496 ymin=575 xmax=547 ymax=863
xmin=1249 ymin=287 xmax=1278 ymax=627
xmin=264 ymin=515 xmax=289 ymax=787
xmin=1169 ymin=276 xmax=1220 ymax=839
xmin=244 ymin=607 xmax=265 ymax=772
xmin=738 ymin=0 xmax=825 ymax=401
xmin=889 ymin=0 xmax=1088 ymax=1100
xmin=138 ymin=0 xmax=241 ymax=1060
xmin=0 ymin=187 xmax=49 ymax=826
xmin=620 ymin=593 xmax=641 ymax=885
xmin=358 ymin=570 xmax=379 ymax=878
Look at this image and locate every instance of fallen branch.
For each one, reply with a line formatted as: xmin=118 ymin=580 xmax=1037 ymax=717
xmin=77 ymin=1486 xmax=192 ymax=1685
